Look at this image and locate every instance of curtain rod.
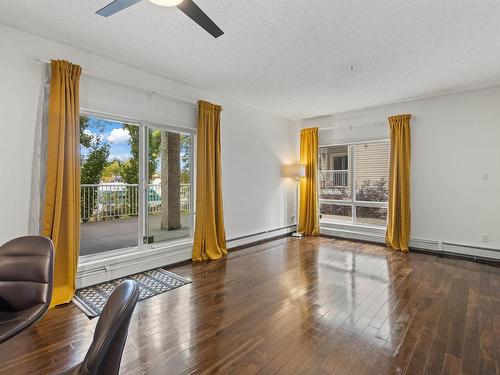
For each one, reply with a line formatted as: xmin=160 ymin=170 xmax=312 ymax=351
xmin=317 ymin=120 xmax=386 ymax=131
xmin=33 ymin=57 xmax=199 ymax=108
xmin=316 ymin=115 xmax=414 ymax=131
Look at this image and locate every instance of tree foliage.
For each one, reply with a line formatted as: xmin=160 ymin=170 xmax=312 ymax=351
xmin=355 ymin=179 xmax=388 ymax=203
xmin=120 ymin=125 xmax=161 ymax=184
xmin=80 ymin=138 xmax=110 ymax=184
xmin=180 ymin=134 xmax=191 ymax=183
xmin=101 ymin=160 xmax=124 ymax=182
xmin=80 ymin=116 xmax=110 ymax=185
xmin=355 ymin=178 xmax=388 ymax=220
xmin=80 ymin=116 xmax=110 ymax=221
xmin=321 ymin=178 xmax=388 ymax=220
xmin=80 ymin=116 xmax=93 ymax=148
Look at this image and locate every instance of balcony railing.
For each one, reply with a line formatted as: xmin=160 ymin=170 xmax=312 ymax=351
xmin=318 ymin=170 xmax=349 ymax=188
xmin=81 ymin=183 xmax=190 ymax=222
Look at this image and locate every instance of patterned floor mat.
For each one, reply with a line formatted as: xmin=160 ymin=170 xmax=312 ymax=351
xmin=73 ymin=268 xmax=191 ymax=318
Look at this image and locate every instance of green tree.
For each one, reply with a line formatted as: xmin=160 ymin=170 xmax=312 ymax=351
xmin=80 ymin=116 xmax=93 ymax=148
xmin=120 ymin=125 xmax=139 ymax=184
xmin=102 ymin=160 xmax=124 ymax=182
xmin=80 ymin=116 xmax=110 ymax=221
xmin=80 ymin=137 xmax=110 ymax=184
xmin=180 ymin=134 xmax=191 ymax=184
xmin=121 ymin=124 xmax=161 ymax=184
xmin=80 ymin=116 xmax=110 ymax=185
xmin=149 ymin=129 xmax=161 ymax=179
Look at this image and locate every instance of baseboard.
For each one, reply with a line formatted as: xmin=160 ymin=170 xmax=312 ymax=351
xmin=320 ymin=222 xmax=500 ymax=264
xmin=410 ymin=247 xmax=500 ymax=267
xmin=226 ymin=225 xmax=296 ymax=249
xmin=228 ymin=233 xmax=291 ymax=252
xmin=76 ymin=241 xmax=193 ymax=288
xmin=76 ymin=224 xmax=296 ymax=288
xmin=320 ymin=223 xmax=386 ymax=244
xmin=409 ymin=238 xmax=440 ymax=252
xmin=439 ymin=242 xmax=500 ymax=264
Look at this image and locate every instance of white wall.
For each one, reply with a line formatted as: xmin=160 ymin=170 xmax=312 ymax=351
xmin=0 ymin=23 xmax=298 ymax=249
xmin=302 ymin=87 xmax=500 ymax=255
xmin=5 ymin=22 xmax=497 ymax=263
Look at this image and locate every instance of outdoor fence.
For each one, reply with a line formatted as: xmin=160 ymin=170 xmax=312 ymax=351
xmin=318 ymin=170 xmax=349 ymax=188
xmin=81 ymin=183 xmax=190 ymax=222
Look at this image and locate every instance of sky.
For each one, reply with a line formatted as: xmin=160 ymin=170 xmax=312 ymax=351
xmin=81 ymin=116 xmax=132 ymax=162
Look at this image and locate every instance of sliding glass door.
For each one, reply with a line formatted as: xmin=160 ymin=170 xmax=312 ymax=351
xmin=80 ymin=116 xmax=141 ymax=256
xmin=79 ymin=113 xmax=194 ymax=258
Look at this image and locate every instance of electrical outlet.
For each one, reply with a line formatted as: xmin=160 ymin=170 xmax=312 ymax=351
xmin=291 ymin=215 xmax=295 ymax=222
xmin=481 ymin=233 xmax=490 ymax=243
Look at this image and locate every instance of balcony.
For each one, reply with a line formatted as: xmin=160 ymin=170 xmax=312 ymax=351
xmin=318 ymin=170 xmax=349 ymax=199
xmin=80 ymin=183 xmax=191 ymax=256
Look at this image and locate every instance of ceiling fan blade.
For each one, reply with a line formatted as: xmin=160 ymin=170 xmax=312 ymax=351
xmin=177 ymin=0 xmax=224 ymax=38
xmin=96 ymin=0 xmax=142 ymax=17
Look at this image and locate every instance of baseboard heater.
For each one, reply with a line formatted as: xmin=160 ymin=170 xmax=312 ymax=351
xmin=441 ymin=242 xmax=500 ymax=254
xmin=227 ymin=224 xmax=296 ymax=243
xmin=321 ymin=225 xmax=500 ymax=263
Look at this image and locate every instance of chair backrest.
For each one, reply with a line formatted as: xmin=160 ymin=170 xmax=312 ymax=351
xmin=79 ymin=280 xmax=139 ymax=375
xmin=0 ymin=236 xmax=54 ymax=311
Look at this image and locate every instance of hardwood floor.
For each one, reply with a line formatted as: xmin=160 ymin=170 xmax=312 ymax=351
xmin=1 ymin=236 xmax=499 ymax=374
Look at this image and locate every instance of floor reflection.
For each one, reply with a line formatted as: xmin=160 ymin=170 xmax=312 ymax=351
xmin=2 ymin=236 xmax=496 ymax=374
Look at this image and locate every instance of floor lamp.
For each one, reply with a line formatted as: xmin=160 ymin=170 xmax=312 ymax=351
xmin=282 ymin=164 xmax=306 ymax=238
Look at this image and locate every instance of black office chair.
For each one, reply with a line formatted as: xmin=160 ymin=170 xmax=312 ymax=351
xmin=0 ymin=236 xmax=54 ymax=343
xmin=62 ymin=280 xmax=140 ymax=375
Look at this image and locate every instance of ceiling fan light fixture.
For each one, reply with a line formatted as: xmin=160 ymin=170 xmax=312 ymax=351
xmin=97 ymin=0 xmax=223 ymax=38
xmin=148 ymin=0 xmax=183 ymax=7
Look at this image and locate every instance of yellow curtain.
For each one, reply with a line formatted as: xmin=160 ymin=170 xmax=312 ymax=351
xmin=386 ymin=114 xmax=412 ymax=252
xmin=192 ymin=101 xmax=227 ymax=261
xmin=298 ymin=127 xmax=319 ymax=236
xmin=42 ymin=60 xmax=81 ymax=306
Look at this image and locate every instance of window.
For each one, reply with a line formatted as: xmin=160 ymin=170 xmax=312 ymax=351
xmin=79 ymin=114 xmax=194 ymax=257
xmin=318 ymin=140 xmax=389 ymax=226
xmin=333 ymin=155 xmax=348 ymax=170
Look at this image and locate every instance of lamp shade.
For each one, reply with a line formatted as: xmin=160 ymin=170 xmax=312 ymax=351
xmin=281 ymin=164 xmax=306 ymax=178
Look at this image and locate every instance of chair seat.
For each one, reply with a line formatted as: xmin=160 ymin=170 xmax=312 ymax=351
xmin=0 ymin=304 xmax=48 ymax=343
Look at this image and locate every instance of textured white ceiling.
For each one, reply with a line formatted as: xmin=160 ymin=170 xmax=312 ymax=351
xmin=1 ymin=0 xmax=500 ymax=120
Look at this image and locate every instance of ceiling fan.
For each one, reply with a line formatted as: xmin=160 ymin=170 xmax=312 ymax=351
xmin=96 ymin=0 xmax=224 ymax=38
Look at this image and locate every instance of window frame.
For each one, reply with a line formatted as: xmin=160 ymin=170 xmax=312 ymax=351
xmin=79 ymin=108 xmax=196 ymax=262
xmin=318 ymin=139 xmax=389 ymax=227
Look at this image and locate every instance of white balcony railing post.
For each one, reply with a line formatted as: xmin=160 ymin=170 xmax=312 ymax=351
xmin=318 ymin=170 xmax=349 ymax=189
xmin=81 ymin=183 xmax=191 ymax=222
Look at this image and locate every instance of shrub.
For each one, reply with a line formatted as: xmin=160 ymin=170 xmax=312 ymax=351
xmin=320 ymin=178 xmax=388 ymax=220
